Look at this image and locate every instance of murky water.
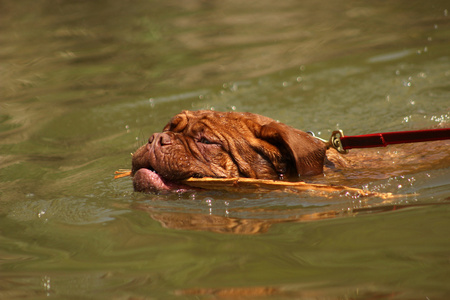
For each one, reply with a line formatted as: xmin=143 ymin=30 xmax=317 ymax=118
xmin=1 ymin=0 xmax=450 ymax=299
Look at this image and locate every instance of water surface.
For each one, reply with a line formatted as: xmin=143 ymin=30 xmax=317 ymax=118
xmin=1 ymin=1 xmax=450 ymax=299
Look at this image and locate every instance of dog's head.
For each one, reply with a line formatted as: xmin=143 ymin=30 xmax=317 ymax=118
xmin=132 ymin=110 xmax=326 ymax=192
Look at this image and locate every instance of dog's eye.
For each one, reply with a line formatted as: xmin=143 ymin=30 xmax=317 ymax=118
xmin=199 ymin=137 xmax=213 ymax=144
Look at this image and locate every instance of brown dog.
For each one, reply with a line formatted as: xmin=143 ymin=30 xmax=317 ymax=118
xmin=131 ymin=110 xmax=345 ymax=192
xmin=131 ymin=110 xmax=449 ymax=193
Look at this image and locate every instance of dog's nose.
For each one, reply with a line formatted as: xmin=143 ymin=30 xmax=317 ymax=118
xmin=159 ymin=133 xmax=172 ymax=146
xmin=149 ymin=133 xmax=172 ymax=146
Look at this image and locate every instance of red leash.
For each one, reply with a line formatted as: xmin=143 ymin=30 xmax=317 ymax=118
xmin=328 ymin=128 xmax=450 ymax=154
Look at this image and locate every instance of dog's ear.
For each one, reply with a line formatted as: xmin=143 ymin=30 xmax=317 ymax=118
xmin=256 ymin=121 xmax=326 ymax=176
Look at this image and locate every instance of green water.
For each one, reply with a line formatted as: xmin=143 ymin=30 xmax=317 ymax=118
xmin=1 ymin=0 xmax=450 ymax=299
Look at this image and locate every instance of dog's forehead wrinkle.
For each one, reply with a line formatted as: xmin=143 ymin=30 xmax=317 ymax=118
xmin=195 ymin=115 xmax=250 ymax=143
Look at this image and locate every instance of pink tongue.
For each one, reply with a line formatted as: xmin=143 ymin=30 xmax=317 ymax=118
xmin=133 ymin=168 xmax=195 ymax=193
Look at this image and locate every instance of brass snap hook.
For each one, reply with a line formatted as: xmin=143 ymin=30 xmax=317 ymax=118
xmin=329 ymin=130 xmax=348 ymax=154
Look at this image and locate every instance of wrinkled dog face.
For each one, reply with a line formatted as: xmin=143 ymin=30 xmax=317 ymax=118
xmin=132 ymin=110 xmax=326 ymax=192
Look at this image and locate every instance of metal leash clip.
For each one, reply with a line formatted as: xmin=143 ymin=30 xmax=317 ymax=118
xmin=329 ymin=130 xmax=348 ymax=154
xmin=307 ymin=130 xmax=348 ymax=154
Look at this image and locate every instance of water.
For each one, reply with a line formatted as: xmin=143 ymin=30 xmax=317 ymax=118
xmin=1 ymin=0 xmax=450 ymax=299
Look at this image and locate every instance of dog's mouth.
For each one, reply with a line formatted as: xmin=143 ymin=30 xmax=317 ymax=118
xmin=132 ymin=167 xmax=198 ymax=193
xmin=131 ymin=142 xmax=207 ymax=193
xmin=131 ymin=143 xmax=195 ymax=193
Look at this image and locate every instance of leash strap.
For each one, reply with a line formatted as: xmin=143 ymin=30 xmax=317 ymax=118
xmin=329 ymin=128 xmax=450 ymax=154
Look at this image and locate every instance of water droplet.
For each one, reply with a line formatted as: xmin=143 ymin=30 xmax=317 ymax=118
xmin=42 ymin=275 xmax=51 ymax=296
